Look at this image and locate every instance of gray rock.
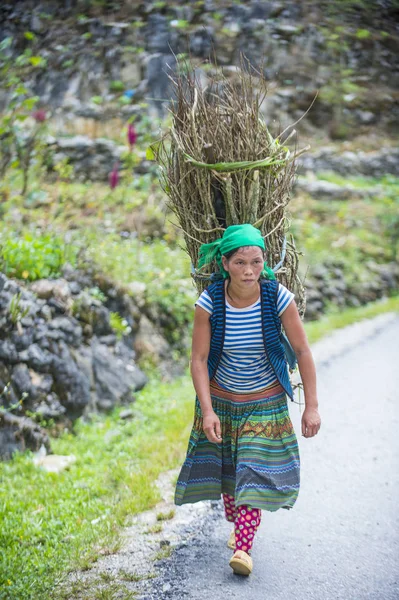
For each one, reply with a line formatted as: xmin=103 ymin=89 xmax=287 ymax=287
xmin=34 ymin=394 xmax=67 ymax=420
xmin=72 ymin=346 xmax=95 ymax=390
xmin=30 ymin=279 xmax=55 ymax=299
xmin=30 ymin=12 xmax=44 ymax=34
xmin=146 ymin=14 xmax=174 ymax=54
xmin=304 ymin=300 xmax=324 ymax=320
xmin=49 ymin=317 xmax=82 ymax=347
xmin=295 ymin=178 xmax=380 ymax=200
xmin=46 ymin=136 xmax=126 ymax=181
xmin=18 ymin=344 xmax=54 ymax=372
xmin=275 ymin=22 xmax=301 ymax=37
xmin=92 ymin=338 xmax=147 ymax=407
xmin=146 ymin=53 xmax=178 ymax=118
xmin=51 ymin=342 xmax=91 ymax=418
xmin=98 ymin=334 xmax=118 ymax=346
xmin=134 ymin=315 xmax=170 ymax=365
xmin=97 ymin=398 xmax=115 ymax=412
xmin=10 ymin=363 xmax=34 ymax=403
xmin=357 ymin=110 xmax=377 ymax=124
xmin=310 ymin=265 xmax=329 ymax=280
xmin=39 ymin=304 xmax=53 ymax=321
xmin=11 ymin=328 xmax=34 ymax=351
xmin=0 ymin=340 xmax=19 ymax=363
xmin=119 ymin=409 xmax=134 ymax=420
xmin=299 ymin=147 xmax=399 ymax=178
xmin=189 ymin=27 xmax=214 ymax=57
xmin=304 ymin=287 xmax=323 ymax=303
xmin=30 ymin=371 xmax=54 ymax=395
xmin=0 ymin=411 xmax=50 ymax=460
xmin=91 ymin=305 xmax=114 ymax=337
xmin=69 ymin=281 xmax=81 ymax=295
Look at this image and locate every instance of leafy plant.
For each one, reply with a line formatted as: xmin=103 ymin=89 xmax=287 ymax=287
xmin=9 ymin=292 xmax=29 ymax=325
xmin=110 ymin=80 xmax=125 ymax=93
xmin=90 ymin=95 xmax=103 ymax=105
xmin=88 ymin=286 xmax=107 ymax=303
xmin=25 ymin=410 xmax=55 ymax=429
xmin=53 ymin=158 xmax=73 ymax=182
xmin=109 ymin=312 xmax=131 ymax=340
xmin=0 ymin=232 xmax=75 ymax=281
xmin=356 ymin=28 xmax=371 ymax=39
xmin=0 ymin=384 xmax=27 ymax=413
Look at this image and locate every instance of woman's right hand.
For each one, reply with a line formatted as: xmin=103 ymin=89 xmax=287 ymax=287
xmin=202 ymin=411 xmax=222 ymax=443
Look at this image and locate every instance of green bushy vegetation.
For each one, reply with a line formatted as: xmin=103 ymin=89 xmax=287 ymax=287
xmin=84 ymin=233 xmax=196 ymax=345
xmin=291 ymin=174 xmax=399 ymax=275
xmin=1 ymin=170 xmax=398 ymax=351
xmin=0 ymin=232 xmax=77 ymax=281
xmin=0 ymin=376 xmax=195 ymax=600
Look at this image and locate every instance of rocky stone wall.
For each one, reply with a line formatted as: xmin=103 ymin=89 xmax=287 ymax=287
xmin=43 ymin=134 xmax=399 ymax=182
xmin=0 ymin=267 xmax=163 ymax=459
xmin=1 ymin=1 xmax=398 ymax=136
xmin=303 ymin=261 xmax=399 ymax=321
xmin=45 ymin=134 xmax=153 ymax=180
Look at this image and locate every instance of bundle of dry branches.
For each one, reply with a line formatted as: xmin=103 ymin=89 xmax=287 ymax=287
xmin=154 ymin=62 xmax=309 ymax=316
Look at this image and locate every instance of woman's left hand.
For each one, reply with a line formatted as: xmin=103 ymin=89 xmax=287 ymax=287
xmin=301 ymin=407 xmax=321 ymax=438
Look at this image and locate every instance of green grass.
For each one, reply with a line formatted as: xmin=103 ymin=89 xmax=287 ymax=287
xmin=292 ymin=174 xmax=399 ymax=266
xmin=292 ymin=194 xmax=399 ymax=269
xmin=56 ymin=577 xmax=138 ymax=600
xmin=0 ymin=376 xmax=195 ymax=600
xmin=145 ymin=523 xmax=163 ymax=534
xmin=118 ymin=569 xmax=156 ymax=582
xmin=152 ymin=545 xmax=173 ymax=561
xmin=156 ymin=509 xmax=175 ymax=521
xmin=315 ymin=172 xmax=399 ymax=191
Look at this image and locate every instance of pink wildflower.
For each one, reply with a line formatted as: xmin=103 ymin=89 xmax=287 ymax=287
xmin=108 ymin=163 xmax=119 ymax=190
xmin=127 ymin=123 xmax=137 ymax=149
xmin=32 ymin=109 xmax=46 ymax=122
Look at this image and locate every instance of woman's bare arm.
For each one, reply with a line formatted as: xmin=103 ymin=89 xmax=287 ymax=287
xmin=280 ymin=301 xmax=321 ymax=437
xmin=191 ymin=306 xmax=221 ymax=442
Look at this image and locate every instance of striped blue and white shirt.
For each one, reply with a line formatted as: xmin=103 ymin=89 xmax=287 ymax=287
xmin=195 ymin=284 xmax=295 ymax=393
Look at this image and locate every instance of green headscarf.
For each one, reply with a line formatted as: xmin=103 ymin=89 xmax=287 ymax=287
xmin=197 ymin=224 xmax=276 ymax=280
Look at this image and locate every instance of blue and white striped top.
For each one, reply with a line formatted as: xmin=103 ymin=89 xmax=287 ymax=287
xmin=195 ymin=284 xmax=295 ymax=393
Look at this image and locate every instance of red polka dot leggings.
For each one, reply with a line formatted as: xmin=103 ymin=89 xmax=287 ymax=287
xmin=223 ymin=493 xmax=261 ymax=555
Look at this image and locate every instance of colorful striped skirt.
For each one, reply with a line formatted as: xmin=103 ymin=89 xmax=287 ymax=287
xmin=174 ymin=380 xmax=300 ymax=512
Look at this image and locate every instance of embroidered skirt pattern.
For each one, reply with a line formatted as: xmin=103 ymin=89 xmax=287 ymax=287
xmin=174 ymin=381 xmax=300 ymax=511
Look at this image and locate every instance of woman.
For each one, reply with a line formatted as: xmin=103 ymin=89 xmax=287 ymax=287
xmin=174 ymin=224 xmax=321 ymax=576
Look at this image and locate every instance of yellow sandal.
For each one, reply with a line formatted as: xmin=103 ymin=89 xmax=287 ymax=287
xmin=229 ymin=550 xmax=253 ymax=576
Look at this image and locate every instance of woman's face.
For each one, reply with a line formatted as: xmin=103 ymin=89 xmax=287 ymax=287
xmin=222 ymin=246 xmax=264 ymax=286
